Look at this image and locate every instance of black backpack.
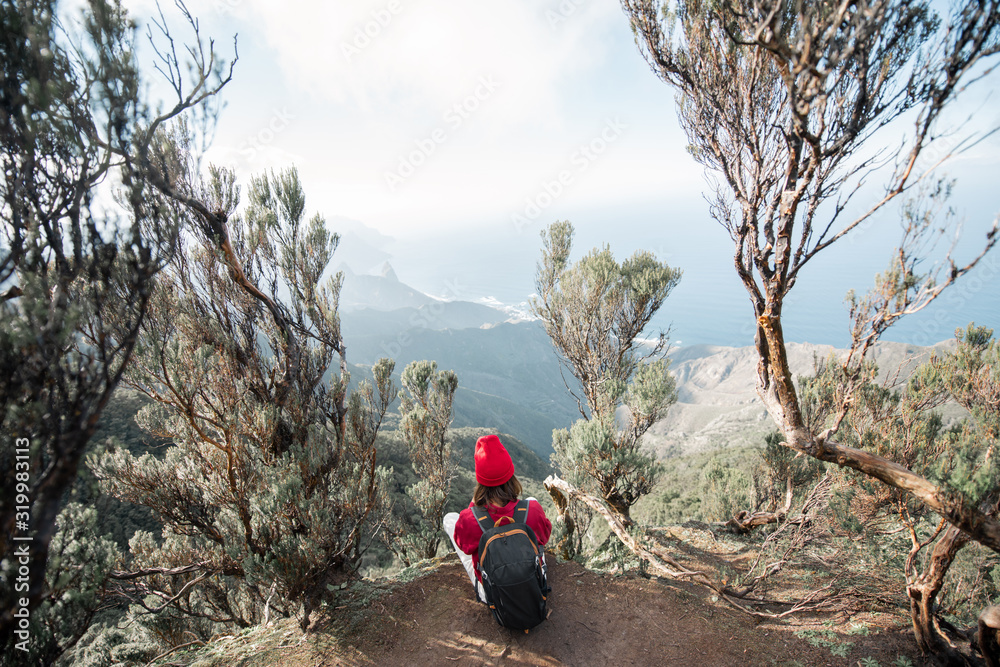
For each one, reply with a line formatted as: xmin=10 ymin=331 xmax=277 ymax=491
xmin=472 ymin=499 xmax=551 ymax=632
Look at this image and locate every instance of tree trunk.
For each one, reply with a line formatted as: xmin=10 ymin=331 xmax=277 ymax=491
xmin=602 ymin=485 xmax=633 ymax=524
xmin=723 ymin=477 xmax=795 ymax=533
xmin=979 ymin=606 xmax=1000 ymax=667
xmin=545 ymin=479 xmax=578 ymax=561
xmin=756 ymin=310 xmax=808 ymax=445
xmin=544 ymin=475 xmax=713 ymax=584
xmin=752 ymin=315 xmax=1000 ymax=554
xmin=906 ymin=523 xmax=970 ymax=665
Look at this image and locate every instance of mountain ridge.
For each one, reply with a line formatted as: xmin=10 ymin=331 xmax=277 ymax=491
xmin=335 ymin=264 xmax=962 ymax=459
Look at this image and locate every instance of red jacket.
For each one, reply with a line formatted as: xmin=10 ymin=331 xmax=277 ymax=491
xmin=453 ymin=499 xmax=552 ymax=582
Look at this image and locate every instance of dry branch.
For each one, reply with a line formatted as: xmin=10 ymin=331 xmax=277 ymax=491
xmin=719 ymin=477 xmax=795 ymax=533
xmin=799 ymin=436 xmax=1000 ymax=554
xmin=736 ymin=473 xmax=834 ymax=596
xmin=544 ymin=474 xmax=843 ymax=619
xmin=545 ymin=475 xmax=709 ymax=582
xmin=110 ymin=562 xmax=211 ymax=580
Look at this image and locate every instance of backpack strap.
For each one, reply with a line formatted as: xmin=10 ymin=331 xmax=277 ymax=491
xmin=471 ymin=500 xmax=531 ymax=533
xmin=471 ymin=505 xmax=493 ymax=535
xmin=513 ymin=499 xmax=530 ymax=525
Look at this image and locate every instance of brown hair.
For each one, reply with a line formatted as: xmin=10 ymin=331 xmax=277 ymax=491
xmin=473 ymin=475 xmax=522 ymax=508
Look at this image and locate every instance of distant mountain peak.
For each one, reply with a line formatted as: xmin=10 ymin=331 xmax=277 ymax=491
xmin=380 ymin=261 xmax=398 ymax=282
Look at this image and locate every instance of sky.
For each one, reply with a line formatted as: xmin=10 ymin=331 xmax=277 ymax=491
xmin=127 ymin=0 xmax=689 ymax=233
xmin=116 ymin=0 xmax=1000 ymax=348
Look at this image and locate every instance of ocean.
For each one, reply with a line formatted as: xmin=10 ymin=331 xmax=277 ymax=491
xmin=380 ymin=197 xmax=1000 ymax=350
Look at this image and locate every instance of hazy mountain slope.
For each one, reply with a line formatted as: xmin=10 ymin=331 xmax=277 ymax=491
xmin=344 ymin=348 xmax=568 ymax=458
xmin=339 ymin=262 xmax=436 ymax=311
xmin=338 ymin=264 xmax=961 ymax=461
xmin=341 ymin=301 xmax=507 ymax=343
xmin=328 ymin=216 xmax=395 ymax=276
xmin=450 ymin=387 xmax=564 ymax=457
xmin=346 ymin=320 xmax=582 ymax=446
xmin=335 ymin=264 xmax=576 ymax=450
xmin=646 ymin=339 xmax=958 ymax=457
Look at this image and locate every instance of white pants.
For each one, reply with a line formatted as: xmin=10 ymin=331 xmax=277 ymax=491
xmin=443 ymin=512 xmax=486 ymax=602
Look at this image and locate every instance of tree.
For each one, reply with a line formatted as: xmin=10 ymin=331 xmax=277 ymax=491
xmin=387 ymin=360 xmax=459 ymax=564
xmin=533 ymin=221 xmax=681 ymax=520
xmin=13 ymin=503 xmax=120 ymax=665
xmin=91 ymin=164 xmax=395 ymax=633
xmin=800 ymin=325 xmax=999 ymax=661
xmin=0 ymin=0 xmax=233 ymax=646
xmin=620 ymin=0 xmax=1000 ymax=552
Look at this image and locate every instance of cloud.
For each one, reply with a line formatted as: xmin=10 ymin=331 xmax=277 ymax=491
xmin=121 ymin=0 xmax=700 ymax=237
xmin=238 ymin=0 xmax=617 ymax=126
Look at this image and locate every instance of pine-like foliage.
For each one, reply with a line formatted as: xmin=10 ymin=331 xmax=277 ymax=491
xmin=1 ymin=0 xmax=232 ymax=653
xmin=387 ymin=361 xmax=458 ymax=564
xmin=800 ymin=325 xmax=1000 ymax=658
xmin=6 ymin=503 xmax=119 ymax=666
xmin=533 ymin=221 xmax=681 ymax=520
xmin=91 ymin=164 xmax=395 ymax=631
xmin=621 ymin=0 xmax=1000 ymax=556
xmin=800 ymin=326 xmax=999 ymax=532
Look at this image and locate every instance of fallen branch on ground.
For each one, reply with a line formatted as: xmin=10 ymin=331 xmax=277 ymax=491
xmin=732 ymin=473 xmax=834 ymax=597
xmin=717 ymin=477 xmax=796 ymax=533
xmin=543 ymin=474 xmax=845 ymax=619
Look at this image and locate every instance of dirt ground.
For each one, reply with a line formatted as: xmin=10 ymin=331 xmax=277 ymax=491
xmin=300 ymin=556 xmax=925 ymax=667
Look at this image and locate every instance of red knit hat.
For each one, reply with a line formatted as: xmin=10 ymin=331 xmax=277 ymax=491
xmin=475 ymin=434 xmax=515 ymax=486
